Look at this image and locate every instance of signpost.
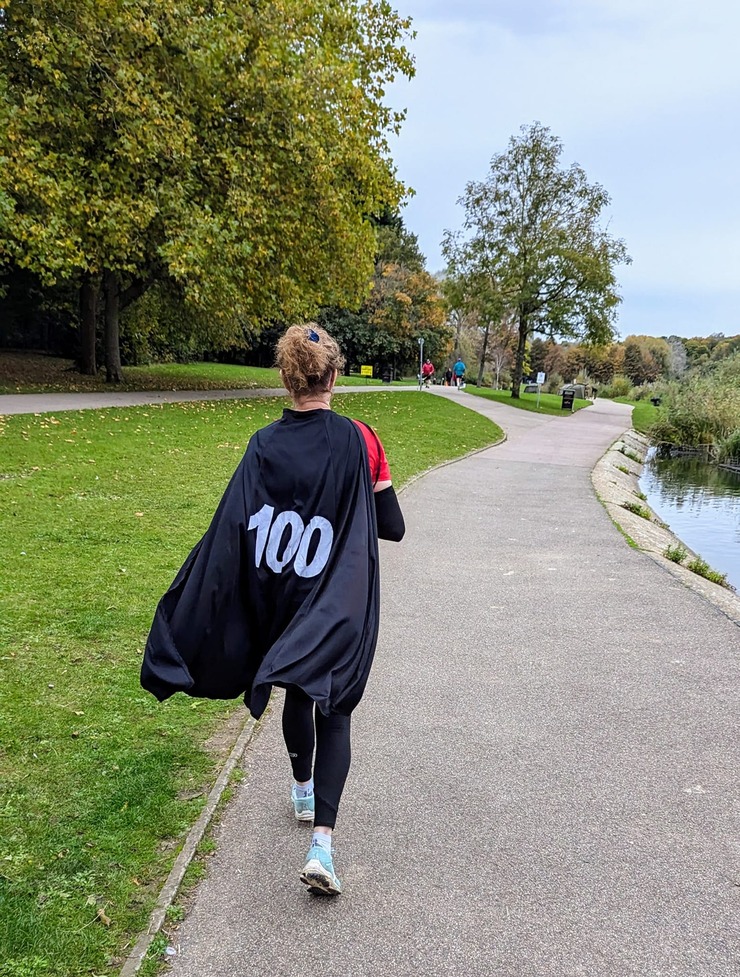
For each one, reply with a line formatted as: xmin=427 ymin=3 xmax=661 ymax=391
xmin=536 ymin=371 xmax=546 ymax=408
xmin=360 ymin=365 xmax=373 ymax=378
xmin=417 ymin=337 xmax=424 ymax=390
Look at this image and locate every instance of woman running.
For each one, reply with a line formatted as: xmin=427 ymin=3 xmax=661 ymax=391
xmin=142 ymin=323 xmax=405 ymax=896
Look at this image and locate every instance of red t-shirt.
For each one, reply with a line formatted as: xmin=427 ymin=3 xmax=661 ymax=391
xmin=353 ymin=420 xmax=391 ymax=484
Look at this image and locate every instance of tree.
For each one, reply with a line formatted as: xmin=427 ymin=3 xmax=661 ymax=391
xmin=486 ymin=320 xmax=517 ymax=388
xmin=441 ymin=237 xmax=506 ymax=385
xmin=371 ymin=210 xmax=425 ymax=272
xmin=529 ymin=337 xmax=548 ymax=378
xmin=442 ymin=123 xmax=630 ymax=397
xmin=666 ymin=336 xmax=688 ymax=378
xmin=582 ymin=343 xmax=617 ymax=385
xmin=622 ymin=335 xmax=670 ymax=385
xmin=0 ymin=0 xmax=414 ymax=379
xmin=320 ymin=215 xmax=451 ymax=375
xmin=623 ymin=340 xmax=647 ymax=385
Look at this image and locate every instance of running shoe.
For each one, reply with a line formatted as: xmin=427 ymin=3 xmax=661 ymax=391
xmin=291 ymin=784 xmax=315 ymax=822
xmin=300 ymin=843 xmax=342 ymax=896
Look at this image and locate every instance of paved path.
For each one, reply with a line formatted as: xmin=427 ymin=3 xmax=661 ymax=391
xmin=0 ymin=385 xmax=415 ymax=416
xmin=160 ymin=392 xmax=739 ymax=977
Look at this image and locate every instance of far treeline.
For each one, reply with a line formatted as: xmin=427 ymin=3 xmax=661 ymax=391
xmin=1 ymin=0 xmax=630 ymax=385
xmin=0 ymin=5 xmax=733 ymax=418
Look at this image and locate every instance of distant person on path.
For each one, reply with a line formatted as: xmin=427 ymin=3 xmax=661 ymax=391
xmin=141 ymin=323 xmax=405 ymax=897
xmin=453 ymin=357 xmax=466 ymax=388
xmin=421 ymin=358 xmax=435 ymax=387
xmin=444 ymin=367 xmax=453 ymax=387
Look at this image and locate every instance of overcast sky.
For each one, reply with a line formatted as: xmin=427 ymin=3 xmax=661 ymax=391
xmin=388 ymin=0 xmax=740 ymax=339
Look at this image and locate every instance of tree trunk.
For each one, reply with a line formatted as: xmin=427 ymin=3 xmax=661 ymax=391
xmin=103 ymin=270 xmax=123 ymax=383
xmin=79 ymin=277 xmax=98 ymax=375
xmin=454 ymin=313 xmax=462 ymax=358
xmin=511 ymin=309 xmax=528 ymax=399
xmin=476 ymin=322 xmax=490 ymax=386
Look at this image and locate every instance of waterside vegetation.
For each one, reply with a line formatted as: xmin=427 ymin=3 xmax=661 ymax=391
xmin=647 ymin=353 xmax=740 ymax=463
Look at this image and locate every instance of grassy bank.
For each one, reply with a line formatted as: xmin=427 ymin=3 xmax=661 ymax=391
xmin=0 ymin=394 xmax=501 ymax=977
xmin=464 ymin=386 xmax=591 ymax=415
xmin=613 ymin=398 xmax=659 ymax=434
xmin=0 ymin=353 xmax=410 ymax=394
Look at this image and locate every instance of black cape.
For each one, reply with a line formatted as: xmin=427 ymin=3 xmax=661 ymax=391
xmin=141 ymin=409 xmax=380 ymax=719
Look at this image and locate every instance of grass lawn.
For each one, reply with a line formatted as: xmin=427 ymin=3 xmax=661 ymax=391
xmin=0 ymin=393 xmax=501 ymax=977
xmin=613 ymin=397 xmax=659 ymax=434
xmin=0 ymin=353 xmax=410 ymax=394
xmin=464 ymin=385 xmax=592 ymax=415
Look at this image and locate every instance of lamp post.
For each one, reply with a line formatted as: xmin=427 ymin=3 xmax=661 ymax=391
xmin=417 ymin=336 xmax=424 ymax=389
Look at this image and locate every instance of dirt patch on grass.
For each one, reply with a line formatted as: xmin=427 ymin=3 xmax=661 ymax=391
xmin=0 ymin=351 xmax=258 ymax=393
xmin=0 ymin=351 xmax=105 ymax=392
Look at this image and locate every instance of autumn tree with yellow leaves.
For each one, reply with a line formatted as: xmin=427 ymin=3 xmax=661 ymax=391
xmin=0 ymin=0 xmax=414 ymax=379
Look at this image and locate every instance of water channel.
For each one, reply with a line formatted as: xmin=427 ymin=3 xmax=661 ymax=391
xmin=640 ymin=452 xmax=740 ymax=592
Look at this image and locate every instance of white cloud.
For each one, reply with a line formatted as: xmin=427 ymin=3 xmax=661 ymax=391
xmin=389 ymin=0 xmax=740 ymax=337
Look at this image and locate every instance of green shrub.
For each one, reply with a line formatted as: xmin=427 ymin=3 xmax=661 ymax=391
xmin=663 ymin=544 xmax=687 ymax=564
xmin=632 ymin=383 xmax=661 ymax=401
xmin=719 ymin=429 xmax=740 ymax=463
xmin=616 ymin=464 xmax=630 ymax=474
xmin=621 ymin=500 xmax=651 ymax=519
xmin=601 ymin=374 xmax=633 ymax=398
xmin=648 ymin=355 xmax=740 ymax=449
xmin=121 ymin=286 xmax=243 ymax=365
xmin=619 ymin=446 xmax=642 ymax=463
xmin=685 ymin=556 xmax=734 ymax=590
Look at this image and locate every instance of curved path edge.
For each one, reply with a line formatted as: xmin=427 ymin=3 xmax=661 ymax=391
xmin=118 ymin=717 xmax=260 ymax=975
xmin=592 ymin=429 xmax=740 ymax=626
xmin=162 ymin=391 xmax=739 ymax=977
xmin=0 ymin=385 xmax=417 ymax=416
xmin=117 ymin=418 xmax=507 ymax=974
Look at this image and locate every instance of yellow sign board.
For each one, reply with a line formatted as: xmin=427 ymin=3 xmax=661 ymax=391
xmin=360 ymin=365 xmax=373 ymax=377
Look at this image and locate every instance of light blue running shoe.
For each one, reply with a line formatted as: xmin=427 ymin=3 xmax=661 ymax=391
xmin=300 ymin=843 xmax=342 ymax=896
xmin=291 ymin=785 xmax=315 ymax=822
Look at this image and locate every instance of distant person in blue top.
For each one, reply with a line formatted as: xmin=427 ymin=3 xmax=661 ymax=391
xmin=453 ymin=358 xmax=466 ymax=388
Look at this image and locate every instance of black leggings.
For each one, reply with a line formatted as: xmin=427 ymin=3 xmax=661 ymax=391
xmin=281 ymin=686 xmax=351 ymax=830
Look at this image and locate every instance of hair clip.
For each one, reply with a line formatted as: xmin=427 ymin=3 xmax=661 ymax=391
xmin=307 ymin=328 xmax=320 ymax=343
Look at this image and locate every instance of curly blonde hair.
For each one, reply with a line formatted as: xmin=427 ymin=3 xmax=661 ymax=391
xmin=275 ymin=323 xmax=346 ymax=397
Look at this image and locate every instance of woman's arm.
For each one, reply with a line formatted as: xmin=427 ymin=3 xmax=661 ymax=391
xmin=352 ymin=419 xmax=405 ymax=541
xmin=373 ymin=482 xmax=405 ymax=542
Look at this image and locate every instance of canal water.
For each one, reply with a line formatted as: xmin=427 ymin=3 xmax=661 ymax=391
xmin=640 ymin=452 xmax=740 ymax=591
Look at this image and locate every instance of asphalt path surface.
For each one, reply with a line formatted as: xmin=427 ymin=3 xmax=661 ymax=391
xmin=0 ymin=385 xmax=414 ymax=416
xmin=156 ymin=391 xmax=740 ymax=977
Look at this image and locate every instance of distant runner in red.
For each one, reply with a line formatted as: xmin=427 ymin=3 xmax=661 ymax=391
xmin=421 ymin=358 xmax=435 ymax=386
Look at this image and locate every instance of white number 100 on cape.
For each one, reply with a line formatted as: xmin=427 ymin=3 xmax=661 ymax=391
xmin=247 ymin=504 xmax=334 ymax=578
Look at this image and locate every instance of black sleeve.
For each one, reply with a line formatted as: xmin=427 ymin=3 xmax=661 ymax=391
xmin=374 ymin=485 xmax=405 ymax=542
